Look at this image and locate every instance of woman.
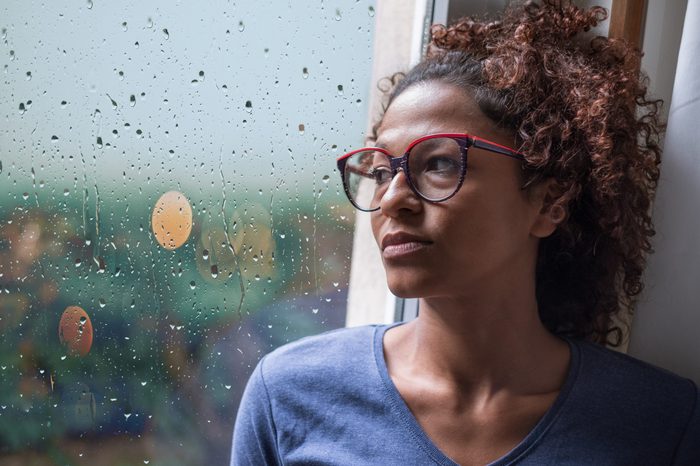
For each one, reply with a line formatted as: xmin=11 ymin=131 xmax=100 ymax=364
xmin=232 ymin=1 xmax=700 ymax=464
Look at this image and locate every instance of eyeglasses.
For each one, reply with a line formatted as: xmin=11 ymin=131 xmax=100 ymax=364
xmin=336 ymin=133 xmax=525 ymax=212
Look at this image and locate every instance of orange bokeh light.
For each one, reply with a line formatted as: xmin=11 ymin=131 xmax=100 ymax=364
xmin=58 ymin=305 xmax=93 ymax=357
xmin=151 ymin=191 xmax=193 ymax=250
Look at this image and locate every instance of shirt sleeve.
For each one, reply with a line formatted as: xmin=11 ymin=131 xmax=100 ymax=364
xmin=230 ymin=356 xmax=281 ymax=466
xmin=672 ymin=380 xmax=700 ymax=465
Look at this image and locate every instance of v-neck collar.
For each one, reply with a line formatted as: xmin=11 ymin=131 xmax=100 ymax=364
xmin=372 ymin=321 xmax=581 ymax=465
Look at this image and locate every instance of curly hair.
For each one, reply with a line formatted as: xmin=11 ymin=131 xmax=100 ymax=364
xmin=375 ymin=0 xmax=663 ymax=346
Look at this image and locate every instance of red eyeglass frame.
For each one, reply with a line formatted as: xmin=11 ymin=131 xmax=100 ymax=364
xmin=336 ymin=132 xmax=526 ymax=212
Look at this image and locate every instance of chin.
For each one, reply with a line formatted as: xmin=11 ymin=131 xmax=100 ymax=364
xmin=385 ymin=273 xmax=438 ymax=299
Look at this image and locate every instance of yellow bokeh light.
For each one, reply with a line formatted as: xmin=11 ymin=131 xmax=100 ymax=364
xmin=151 ymin=191 xmax=193 ymax=250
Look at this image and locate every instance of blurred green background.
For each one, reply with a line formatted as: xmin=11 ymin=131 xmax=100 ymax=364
xmin=0 ymin=0 xmax=375 ymax=464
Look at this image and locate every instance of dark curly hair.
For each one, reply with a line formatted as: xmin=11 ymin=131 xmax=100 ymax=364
xmin=375 ymin=0 xmax=663 ymax=346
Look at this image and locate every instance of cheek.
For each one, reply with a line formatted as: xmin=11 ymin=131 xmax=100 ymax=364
xmin=370 ymin=212 xmax=383 ymax=246
xmin=441 ymin=186 xmax=531 ymax=253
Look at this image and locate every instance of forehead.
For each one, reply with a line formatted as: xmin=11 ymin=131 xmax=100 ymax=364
xmin=376 ymin=81 xmax=495 ymax=150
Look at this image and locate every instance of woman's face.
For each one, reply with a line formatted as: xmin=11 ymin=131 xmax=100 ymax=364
xmin=371 ymin=80 xmax=551 ymax=298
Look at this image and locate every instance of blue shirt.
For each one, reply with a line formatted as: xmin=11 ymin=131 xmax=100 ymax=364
xmin=231 ymin=322 xmax=700 ymax=465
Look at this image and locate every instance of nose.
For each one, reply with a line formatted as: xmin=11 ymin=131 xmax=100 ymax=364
xmin=377 ymin=168 xmax=422 ymax=216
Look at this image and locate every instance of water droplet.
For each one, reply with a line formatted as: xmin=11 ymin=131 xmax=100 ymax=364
xmin=75 ymin=258 xmax=82 ymax=267
xmin=141 ymin=381 xmax=147 ymax=386
xmin=368 ymin=6 xmax=375 ymax=17
xmin=99 ymin=298 xmax=106 ymax=308
xmin=129 ymin=95 xmax=136 ymax=106
xmin=146 ymin=18 xmax=153 ymax=28
xmin=121 ymin=21 xmax=128 ymax=31
xmin=61 ymin=100 xmax=67 ymax=108
xmin=86 ymin=0 xmax=93 ymax=9
xmin=238 ymin=21 xmax=245 ymax=32
xmin=337 ymin=84 xmax=343 ymax=94
xmin=210 ymin=265 xmax=218 ymax=279
xmin=312 ymin=308 xmax=319 ymax=314
xmin=322 ymin=175 xmax=330 ymax=183
xmin=279 ymin=232 xmax=286 ymax=239
xmin=189 ymin=281 xmax=196 ymax=290
xmin=298 ymin=123 xmax=305 ymax=134
xmin=22 ymin=192 xmax=29 ymax=200
xmin=25 ymin=71 xmax=32 ymax=80
xmin=63 ymin=188 xmax=70 ymax=196
xmin=96 ymin=137 xmax=103 ymax=148
xmin=302 ymin=67 xmax=309 ymax=79
xmin=162 ymin=28 xmax=169 ymax=39
xmin=18 ymin=102 xmax=26 ymax=114
xmin=202 ymin=249 xmax=209 ymax=260
xmin=51 ymin=135 xmax=59 ymax=142
xmin=334 ymin=8 xmax=342 ymax=21
xmin=124 ymin=412 xmax=132 ymax=420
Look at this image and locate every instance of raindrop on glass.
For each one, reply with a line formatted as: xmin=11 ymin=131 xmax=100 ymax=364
xmin=302 ymin=67 xmax=309 ymax=79
xmin=162 ymin=28 xmax=169 ymax=39
xmin=368 ymin=6 xmax=375 ymax=17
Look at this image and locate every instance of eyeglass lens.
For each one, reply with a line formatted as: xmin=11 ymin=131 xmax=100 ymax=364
xmin=343 ymin=137 xmax=464 ymax=211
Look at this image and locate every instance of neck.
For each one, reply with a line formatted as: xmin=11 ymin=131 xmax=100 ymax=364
xmin=393 ymin=286 xmax=568 ymax=399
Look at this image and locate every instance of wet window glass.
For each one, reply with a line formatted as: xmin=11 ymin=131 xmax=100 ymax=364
xmin=0 ymin=1 xmax=375 ymax=463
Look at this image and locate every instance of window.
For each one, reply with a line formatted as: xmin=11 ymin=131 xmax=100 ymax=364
xmin=0 ymin=1 xmax=376 ymax=463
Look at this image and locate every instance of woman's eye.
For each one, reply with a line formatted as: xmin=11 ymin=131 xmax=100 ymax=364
xmin=369 ymin=167 xmax=392 ymax=184
xmin=425 ymin=156 xmax=459 ymax=173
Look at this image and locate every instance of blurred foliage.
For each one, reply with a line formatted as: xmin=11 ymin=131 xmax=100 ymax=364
xmin=0 ymin=185 xmax=355 ymax=464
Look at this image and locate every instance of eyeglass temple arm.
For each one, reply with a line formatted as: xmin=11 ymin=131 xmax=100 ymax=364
xmin=471 ymin=138 xmax=525 ymax=160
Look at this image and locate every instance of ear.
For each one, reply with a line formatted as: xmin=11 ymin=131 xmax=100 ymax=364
xmin=529 ymin=179 xmax=568 ymax=238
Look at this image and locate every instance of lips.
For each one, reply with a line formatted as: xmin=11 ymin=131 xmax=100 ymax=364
xmin=381 ymin=232 xmax=432 ymax=259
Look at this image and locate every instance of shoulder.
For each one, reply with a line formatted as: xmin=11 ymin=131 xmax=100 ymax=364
xmin=574 ymin=339 xmax=697 ymax=405
xmin=567 ymin=339 xmax=699 ymax=457
xmin=259 ymin=324 xmax=378 ymax=391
